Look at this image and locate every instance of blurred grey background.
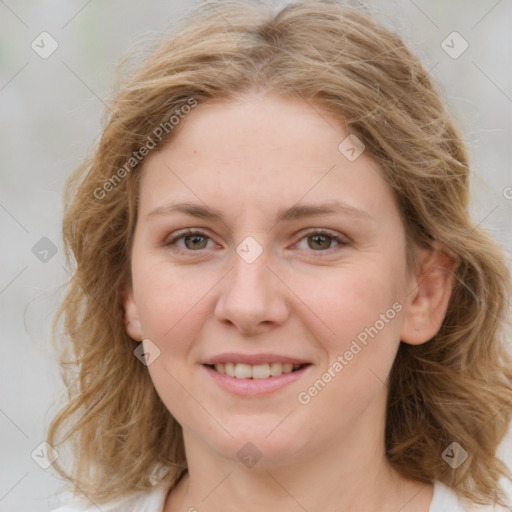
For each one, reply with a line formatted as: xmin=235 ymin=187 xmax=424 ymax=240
xmin=1 ymin=1 xmax=511 ymax=510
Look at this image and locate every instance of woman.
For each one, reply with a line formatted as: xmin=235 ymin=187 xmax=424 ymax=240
xmin=48 ymin=1 xmax=512 ymax=510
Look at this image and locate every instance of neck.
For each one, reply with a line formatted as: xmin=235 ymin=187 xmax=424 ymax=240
xmin=164 ymin=399 xmax=433 ymax=512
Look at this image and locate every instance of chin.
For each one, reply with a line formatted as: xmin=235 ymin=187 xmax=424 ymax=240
xmin=210 ymin=425 xmax=310 ymax=469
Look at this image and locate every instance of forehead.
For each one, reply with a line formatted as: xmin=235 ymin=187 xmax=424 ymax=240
xmin=138 ymin=93 xmax=399 ymax=226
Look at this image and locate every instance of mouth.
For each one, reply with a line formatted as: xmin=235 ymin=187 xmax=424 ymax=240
xmin=205 ymin=362 xmax=309 ymax=379
xmin=202 ymin=355 xmax=313 ymax=396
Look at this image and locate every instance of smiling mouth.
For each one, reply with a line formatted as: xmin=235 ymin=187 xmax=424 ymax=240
xmin=206 ymin=362 xmax=309 ymax=379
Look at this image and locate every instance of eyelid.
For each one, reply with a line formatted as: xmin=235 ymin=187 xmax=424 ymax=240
xmin=163 ymin=228 xmax=218 ymax=249
xmin=292 ymin=228 xmax=350 ymax=252
xmin=295 ymin=227 xmax=350 ymax=242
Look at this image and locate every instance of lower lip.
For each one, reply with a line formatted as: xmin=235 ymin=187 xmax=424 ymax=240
xmin=203 ymin=364 xmax=312 ymax=396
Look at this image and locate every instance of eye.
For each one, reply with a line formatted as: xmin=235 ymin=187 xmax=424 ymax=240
xmin=295 ymin=229 xmax=349 ymax=252
xmin=163 ymin=228 xmax=349 ymax=254
xmin=164 ymin=229 xmax=216 ymax=251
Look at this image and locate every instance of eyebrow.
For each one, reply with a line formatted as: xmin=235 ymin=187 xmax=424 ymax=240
xmin=146 ymin=200 xmax=373 ymax=224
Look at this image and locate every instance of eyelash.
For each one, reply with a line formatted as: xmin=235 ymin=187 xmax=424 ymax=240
xmin=163 ymin=228 xmax=350 ymax=255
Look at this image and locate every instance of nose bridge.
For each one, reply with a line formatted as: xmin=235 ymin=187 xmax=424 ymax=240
xmin=214 ymin=240 xmax=289 ymax=331
xmin=228 ymin=247 xmax=272 ymax=302
xmin=230 ymin=232 xmax=270 ymax=290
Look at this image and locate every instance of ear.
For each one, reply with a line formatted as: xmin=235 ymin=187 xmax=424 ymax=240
xmin=120 ymin=283 xmax=143 ymax=342
xmin=400 ymin=245 xmax=458 ymax=345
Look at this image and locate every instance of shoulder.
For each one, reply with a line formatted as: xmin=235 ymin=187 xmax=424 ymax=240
xmin=430 ymin=481 xmax=510 ymax=512
xmin=50 ymin=481 xmax=171 ymax=512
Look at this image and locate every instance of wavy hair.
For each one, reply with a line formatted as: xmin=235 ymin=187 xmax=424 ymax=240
xmin=47 ymin=0 xmax=512 ymax=507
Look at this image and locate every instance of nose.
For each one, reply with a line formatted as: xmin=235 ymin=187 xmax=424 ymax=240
xmin=214 ymin=251 xmax=290 ymax=335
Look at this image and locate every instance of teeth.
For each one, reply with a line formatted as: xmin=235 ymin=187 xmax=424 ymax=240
xmin=213 ymin=362 xmax=302 ymax=379
xmin=225 ymin=362 xmax=236 ymax=377
xmin=235 ymin=363 xmax=252 ymax=379
xmin=252 ymin=364 xmax=270 ymax=379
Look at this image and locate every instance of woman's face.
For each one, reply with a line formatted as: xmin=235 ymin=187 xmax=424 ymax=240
xmin=124 ymin=92 xmax=418 ymax=466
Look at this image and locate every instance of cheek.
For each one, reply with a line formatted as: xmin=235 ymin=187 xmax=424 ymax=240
xmin=296 ymin=266 xmax=404 ymax=427
xmin=132 ymin=261 xmax=216 ymax=428
xmin=133 ymin=258 xmax=218 ymax=341
xmin=302 ymin=263 xmax=404 ymax=344
xmin=301 ymin=263 xmax=406 ymax=405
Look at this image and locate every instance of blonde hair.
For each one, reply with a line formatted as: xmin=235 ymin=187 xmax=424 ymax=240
xmin=47 ymin=0 xmax=512 ymax=507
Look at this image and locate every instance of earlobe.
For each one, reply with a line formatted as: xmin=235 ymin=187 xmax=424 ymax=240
xmin=121 ymin=284 xmax=143 ymax=342
xmin=400 ymin=245 xmax=458 ymax=346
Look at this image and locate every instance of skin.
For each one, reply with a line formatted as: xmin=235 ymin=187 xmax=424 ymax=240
xmin=123 ymin=91 xmax=456 ymax=512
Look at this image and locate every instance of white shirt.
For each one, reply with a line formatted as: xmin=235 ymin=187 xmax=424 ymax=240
xmin=51 ymin=480 xmax=508 ymax=511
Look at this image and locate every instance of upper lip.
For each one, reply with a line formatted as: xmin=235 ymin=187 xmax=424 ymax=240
xmin=202 ymin=353 xmax=311 ymax=366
